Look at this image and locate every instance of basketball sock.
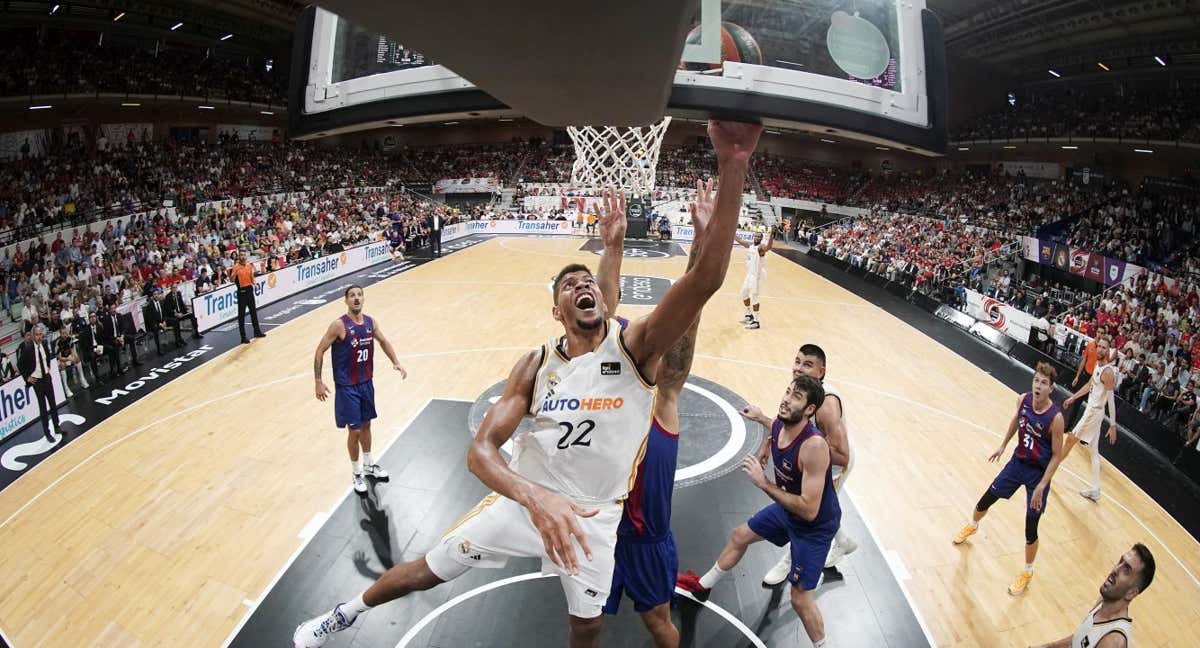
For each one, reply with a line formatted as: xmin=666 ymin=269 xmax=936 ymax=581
xmin=1024 ymin=563 xmax=1034 ymax=573
xmin=363 ymin=452 xmax=375 ymax=466
xmin=352 ymin=460 xmax=362 ymax=476
xmin=967 ymin=520 xmax=978 ymax=530
xmin=1090 ymin=445 xmax=1102 ymax=490
xmin=698 ymin=564 xmax=727 ymax=589
xmin=346 ymin=593 xmax=372 ymax=615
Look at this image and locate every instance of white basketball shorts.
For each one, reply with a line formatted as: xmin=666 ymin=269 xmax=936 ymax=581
xmin=1070 ymin=406 xmax=1105 ymax=446
xmin=425 ymin=492 xmax=622 ymax=618
xmin=740 ymin=271 xmax=765 ymax=302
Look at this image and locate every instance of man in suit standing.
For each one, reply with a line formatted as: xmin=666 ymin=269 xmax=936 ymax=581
xmin=427 ymin=211 xmax=443 ymax=258
xmin=163 ymin=282 xmax=202 ymax=343
xmin=76 ymin=311 xmax=103 ymax=383
xmin=142 ymin=290 xmax=170 ymax=354
xmin=18 ymin=325 xmax=61 ymax=443
xmin=229 ymin=251 xmax=265 ymax=344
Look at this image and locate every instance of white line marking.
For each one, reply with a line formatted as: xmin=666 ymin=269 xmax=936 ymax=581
xmin=391 ymin=573 xmax=766 ymax=648
xmin=298 ymin=513 xmax=327 ymax=540
xmin=218 ymin=398 xmax=434 ymax=648
xmin=0 ymin=371 xmax=310 ymax=532
xmin=674 ymin=382 xmax=746 ymax=481
xmin=696 ymin=353 xmax=1200 ymax=590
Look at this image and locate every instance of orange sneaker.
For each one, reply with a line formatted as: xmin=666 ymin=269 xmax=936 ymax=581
xmin=1008 ymin=570 xmax=1033 ymax=596
xmin=952 ymin=523 xmax=978 ymax=545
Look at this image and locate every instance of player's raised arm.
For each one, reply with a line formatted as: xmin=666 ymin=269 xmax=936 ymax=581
xmin=624 ymin=120 xmax=763 ymax=376
xmin=466 ymin=349 xmax=598 ymax=575
xmin=313 ymin=319 xmax=343 ymax=401
xmin=595 ymin=187 xmax=626 ymax=316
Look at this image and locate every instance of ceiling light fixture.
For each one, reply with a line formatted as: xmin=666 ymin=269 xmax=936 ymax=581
xmin=221 ymin=34 xmax=234 ymax=41
xmin=113 ymin=11 xmax=125 ymax=21
xmin=1154 ymin=56 xmax=1166 ymax=66
xmin=1061 ymin=145 xmax=1078 ymax=150
xmin=171 ymin=22 xmax=183 ymax=31
xmin=1048 ymin=69 xmax=1060 ymax=78
xmin=1096 ymin=62 xmax=1109 ymax=71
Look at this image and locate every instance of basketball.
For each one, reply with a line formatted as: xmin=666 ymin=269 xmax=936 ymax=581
xmin=680 ymin=21 xmax=763 ymax=71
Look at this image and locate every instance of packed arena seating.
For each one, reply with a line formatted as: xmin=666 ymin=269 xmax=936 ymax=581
xmin=1056 ymin=180 xmax=1200 ymax=266
xmin=814 ymin=208 xmax=1010 ymax=293
xmin=0 ymin=29 xmax=285 ymax=104
xmin=753 ymin=154 xmax=864 ymax=203
xmin=0 ymin=140 xmax=400 ymax=245
xmin=954 ymin=82 xmax=1200 ymax=143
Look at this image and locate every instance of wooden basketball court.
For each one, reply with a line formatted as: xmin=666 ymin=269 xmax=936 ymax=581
xmin=0 ymin=235 xmax=1196 ymax=647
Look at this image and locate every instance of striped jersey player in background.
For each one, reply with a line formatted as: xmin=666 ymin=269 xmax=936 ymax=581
xmin=314 ymin=285 xmax=408 ymax=494
xmin=953 ymin=361 xmax=1066 ymax=596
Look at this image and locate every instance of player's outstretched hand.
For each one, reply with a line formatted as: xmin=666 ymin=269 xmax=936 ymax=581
xmin=598 ymin=186 xmax=627 ymax=249
xmin=708 ymin=119 xmax=764 ymax=165
xmin=987 ymin=447 xmax=1004 ymax=463
xmin=394 ymin=363 xmax=407 ymax=379
xmin=740 ymin=404 xmax=765 ymax=421
xmin=526 ymin=488 xmax=597 ymax=576
xmin=741 ymin=455 xmax=769 ymax=489
xmin=315 ymin=379 xmax=330 ymax=401
xmin=688 ymin=178 xmax=715 ymax=244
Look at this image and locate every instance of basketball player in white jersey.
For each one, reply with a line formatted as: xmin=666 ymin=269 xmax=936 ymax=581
xmin=1062 ymin=335 xmax=1117 ymax=502
xmin=1029 ymin=543 xmax=1154 ymax=648
xmin=758 ymin=344 xmax=856 ymax=586
xmin=292 ymin=119 xmax=763 ymax=648
xmin=737 ymin=230 xmax=773 ymax=329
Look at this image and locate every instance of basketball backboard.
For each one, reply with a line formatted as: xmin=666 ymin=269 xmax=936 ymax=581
xmin=290 ymin=0 xmax=945 ymax=154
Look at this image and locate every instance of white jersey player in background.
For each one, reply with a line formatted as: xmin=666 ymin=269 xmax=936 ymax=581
xmin=757 ymin=343 xmax=856 ymax=585
xmin=1062 ymin=335 xmax=1117 ymax=502
xmin=738 ymin=230 xmax=773 ymax=329
xmin=1029 ymin=543 xmax=1154 ymax=648
xmin=292 ymin=119 xmax=764 ymax=648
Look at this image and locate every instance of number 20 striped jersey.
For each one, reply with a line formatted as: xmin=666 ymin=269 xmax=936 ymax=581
xmin=514 ymin=317 xmax=657 ymax=506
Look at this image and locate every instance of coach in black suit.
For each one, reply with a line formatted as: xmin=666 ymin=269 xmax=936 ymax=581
xmin=164 ymin=284 xmax=202 ymax=341
xmin=18 ymin=326 xmax=61 ymax=442
xmin=76 ymin=312 xmax=103 ymax=382
xmin=142 ymin=291 xmax=169 ymax=354
xmin=99 ymin=303 xmax=140 ymax=374
xmin=426 ymin=212 xmax=443 ymax=258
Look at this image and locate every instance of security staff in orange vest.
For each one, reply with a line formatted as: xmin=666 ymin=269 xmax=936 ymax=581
xmin=229 ymin=251 xmax=266 ymax=344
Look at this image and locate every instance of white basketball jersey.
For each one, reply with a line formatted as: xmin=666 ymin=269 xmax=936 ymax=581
xmin=1071 ymin=604 xmax=1132 ymax=648
xmin=746 ymin=243 xmax=765 ymax=277
xmin=821 ymin=379 xmax=852 ymax=478
xmin=1087 ymin=363 xmax=1115 ymax=410
xmin=517 ymin=319 xmax=656 ymax=505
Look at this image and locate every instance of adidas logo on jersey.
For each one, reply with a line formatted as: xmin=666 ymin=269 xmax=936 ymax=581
xmin=600 ymin=362 xmax=621 ymax=376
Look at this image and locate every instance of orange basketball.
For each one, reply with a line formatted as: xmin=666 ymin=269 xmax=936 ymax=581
xmin=680 ymin=22 xmax=764 ymax=71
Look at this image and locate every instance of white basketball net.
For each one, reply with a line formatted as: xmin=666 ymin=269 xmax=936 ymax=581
xmin=567 ymin=117 xmax=672 ymax=194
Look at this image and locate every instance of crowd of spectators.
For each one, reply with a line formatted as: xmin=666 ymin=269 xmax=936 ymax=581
xmin=954 ymin=82 xmax=1200 ymax=143
xmin=0 ymin=139 xmax=400 ymax=245
xmin=1055 ymin=181 xmax=1200 ymax=266
xmin=0 ymin=29 xmax=285 ymax=104
xmin=753 ymin=155 xmax=865 ymax=203
xmin=0 ymin=185 xmax=456 ymax=386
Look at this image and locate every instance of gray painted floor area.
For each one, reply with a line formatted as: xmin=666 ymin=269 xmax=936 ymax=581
xmin=231 ymin=399 xmax=928 ymax=648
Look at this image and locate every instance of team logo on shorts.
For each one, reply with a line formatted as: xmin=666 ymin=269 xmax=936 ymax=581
xmin=584 ymin=588 xmax=599 ymax=598
xmin=458 ymin=540 xmax=482 ymax=561
xmin=788 ymin=566 xmax=802 ymax=584
xmin=601 ymin=362 xmax=621 ymax=376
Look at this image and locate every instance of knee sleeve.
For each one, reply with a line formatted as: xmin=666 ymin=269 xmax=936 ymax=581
xmin=975 ymin=490 xmax=999 ymax=513
xmin=1025 ymin=513 xmax=1040 ymax=545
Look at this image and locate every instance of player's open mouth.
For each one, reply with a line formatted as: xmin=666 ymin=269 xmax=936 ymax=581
xmin=575 ymin=294 xmax=596 ymax=310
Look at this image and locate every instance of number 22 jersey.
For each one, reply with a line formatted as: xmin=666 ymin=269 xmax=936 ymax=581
xmin=515 ymin=317 xmax=657 ymax=506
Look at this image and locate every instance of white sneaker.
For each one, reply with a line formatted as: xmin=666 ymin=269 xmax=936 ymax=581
xmin=762 ymin=549 xmax=792 ymax=586
xmin=352 ymin=474 xmax=368 ymax=494
xmin=1080 ymin=488 xmax=1102 ymax=502
xmin=293 ymin=603 xmax=358 ymax=648
xmin=363 ymin=463 xmax=390 ymax=480
xmin=65 ymin=387 xmax=74 ymax=398
xmin=825 ymin=533 xmax=859 ymax=568
xmin=745 ymin=320 xmax=761 ymax=330
xmin=740 ymin=313 xmax=754 ymax=323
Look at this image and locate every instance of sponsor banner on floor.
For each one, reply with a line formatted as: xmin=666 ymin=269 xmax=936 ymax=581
xmin=192 ymin=241 xmax=392 ymax=332
xmin=0 ymin=361 xmax=66 ymax=443
xmin=964 ymin=289 xmax=1036 ymax=343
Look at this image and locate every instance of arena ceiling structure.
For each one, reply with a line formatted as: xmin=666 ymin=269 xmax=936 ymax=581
xmin=929 ymin=0 xmax=1200 ymax=81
